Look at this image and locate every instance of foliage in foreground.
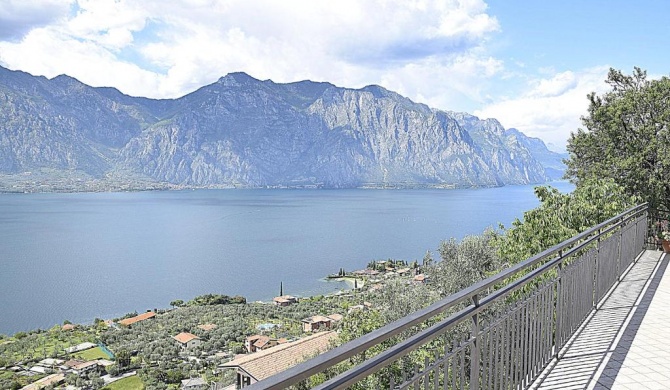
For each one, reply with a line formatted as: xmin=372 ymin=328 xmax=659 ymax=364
xmin=321 ymin=179 xmax=640 ymax=388
xmin=566 ymin=67 xmax=670 ymax=210
xmin=496 ymin=178 xmax=639 ymax=264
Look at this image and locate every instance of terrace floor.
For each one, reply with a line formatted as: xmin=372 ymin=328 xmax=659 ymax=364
xmin=532 ymin=249 xmax=670 ymax=390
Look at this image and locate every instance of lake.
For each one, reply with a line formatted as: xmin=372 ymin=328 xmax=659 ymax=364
xmin=0 ymin=182 xmax=573 ymax=335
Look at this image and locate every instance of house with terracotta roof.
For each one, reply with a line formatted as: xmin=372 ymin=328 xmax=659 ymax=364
xmin=301 ymin=314 xmax=342 ymax=332
xmin=221 ymin=331 xmax=336 ymax=388
xmin=118 ymin=311 xmax=156 ymax=327
xmin=413 ymin=274 xmax=429 ymax=284
xmin=62 ymin=359 xmax=99 ymax=376
xmin=272 ymin=295 xmax=297 ymax=306
xmin=244 ymin=335 xmax=278 ymax=353
xmin=62 ymin=359 xmax=85 ymax=370
xmin=72 ymin=360 xmax=99 ymax=376
xmin=197 ymin=323 xmax=217 ymax=331
xmin=174 ymin=332 xmax=201 ymax=349
xmin=396 ymin=267 xmax=411 ymax=275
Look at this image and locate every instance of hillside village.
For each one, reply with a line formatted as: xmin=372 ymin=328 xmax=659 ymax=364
xmin=0 ymin=260 xmax=430 ymax=390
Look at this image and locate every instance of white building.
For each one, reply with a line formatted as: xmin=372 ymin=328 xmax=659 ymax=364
xmin=173 ymin=332 xmax=202 ymax=349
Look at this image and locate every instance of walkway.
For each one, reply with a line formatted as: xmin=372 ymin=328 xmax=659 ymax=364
xmin=101 ymin=370 xmax=137 ymax=385
xmin=532 ymin=249 xmax=670 ymax=390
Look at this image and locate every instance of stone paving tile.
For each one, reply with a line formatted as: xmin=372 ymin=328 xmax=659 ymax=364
xmin=533 ymin=250 xmax=669 ymax=390
xmin=601 ymin=252 xmax=670 ymax=390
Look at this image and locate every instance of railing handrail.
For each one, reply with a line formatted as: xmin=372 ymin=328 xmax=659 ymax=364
xmin=245 ymin=203 xmax=648 ymax=390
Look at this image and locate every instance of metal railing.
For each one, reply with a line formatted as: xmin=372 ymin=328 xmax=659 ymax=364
xmin=240 ymin=203 xmax=649 ymax=390
xmin=648 ymin=207 xmax=670 ymax=250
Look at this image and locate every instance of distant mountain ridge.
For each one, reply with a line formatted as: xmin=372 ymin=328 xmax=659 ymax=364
xmin=0 ymin=66 xmax=565 ymax=191
xmin=505 ymin=128 xmax=568 ymax=180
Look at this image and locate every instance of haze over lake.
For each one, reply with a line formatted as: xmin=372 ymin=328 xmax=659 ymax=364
xmin=0 ymin=183 xmax=573 ymax=335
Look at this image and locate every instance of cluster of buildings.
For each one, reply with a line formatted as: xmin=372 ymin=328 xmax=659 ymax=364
xmin=351 ymin=266 xmax=429 ymax=287
xmin=10 ymin=356 xmax=111 ymax=378
xmin=210 ymin=307 xmax=345 ymax=389
xmin=8 ymin=344 xmax=116 ymax=390
xmin=216 ymin=264 xmax=432 ymax=388
xmin=15 ymin=265 xmax=428 ymax=389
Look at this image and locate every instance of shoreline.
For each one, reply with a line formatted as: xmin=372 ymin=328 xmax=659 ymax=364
xmin=325 ymin=276 xmax=366 ymax=290
xmin=1 ymin=183 xmax=576 ymax=336
xmin=0 ymin=275 xmax=363 ymax=336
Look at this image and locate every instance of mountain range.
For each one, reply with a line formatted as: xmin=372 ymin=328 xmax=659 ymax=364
xmin=0 ymin=66 xmax=566 ymax=191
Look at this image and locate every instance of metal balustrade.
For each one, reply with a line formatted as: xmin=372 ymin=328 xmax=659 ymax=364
xmin=229 ymin=203 xmax=651 ymax=390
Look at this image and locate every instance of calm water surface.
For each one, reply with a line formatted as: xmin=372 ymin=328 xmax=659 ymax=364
xmin=0 ymin=183 xmax=573 ymax=334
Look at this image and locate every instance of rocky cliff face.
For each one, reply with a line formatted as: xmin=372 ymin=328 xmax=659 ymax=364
xmin=0 ymin=66 xmax=564 ymax=190
xmin=448 ymin=112 xmax=551 ymax=184
xmin=0 ymin=67 xmax=163 ymax=176
xmin=505 ymin=128 xmax=567 ymax=180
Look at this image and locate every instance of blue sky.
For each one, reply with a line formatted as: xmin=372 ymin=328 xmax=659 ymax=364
xmin=0 ymin=0 xmax=667 ymax=151
xmin=487 ymin=1 xmax=668 ymax=79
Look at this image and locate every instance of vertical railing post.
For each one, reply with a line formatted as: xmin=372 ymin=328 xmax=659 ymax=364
xmin=635 ymin=212 xmax=647 ymax=258
xmin=554 ymin=250 xmax=564 ymax=358
xmin=643 ymin=208 xmax=649 ymax=247
xmin=617 ymin=216 xmax=623 ymax=280
xmin=469 ymin=294 xmax=480 ymax=390
xmin=652 ymin=209 xmax=655 ymax=243
xmin=635 ymin=211 xmax=644 ymax=259
xmin=593 ymin=229 xmax=603 ymax=310
xmin=640 ymin=210 xmax=651 ymax=250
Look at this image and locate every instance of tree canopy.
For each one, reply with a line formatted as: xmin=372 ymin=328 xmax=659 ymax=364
xmin=186 ymin=294 xmax=246 ymax=306
xmin=566 ymin=67 xmax=670 ymax=210
xmin=496 ymin=178 xmax=639 ymax=263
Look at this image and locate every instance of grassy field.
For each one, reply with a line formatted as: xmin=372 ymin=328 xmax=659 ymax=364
xmin=102 ymin=375 xmax=145 ymax=390
xmin=74 ymin=346 xmax=110 ymax=361
xmin=0 ymin=371 xmax=14 ymax=381
xmin=0 ymin=328 xmax=93 ymax=363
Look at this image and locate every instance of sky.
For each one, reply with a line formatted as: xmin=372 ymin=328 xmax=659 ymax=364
xmin=0 ymin=0 xmax=668 ymax=152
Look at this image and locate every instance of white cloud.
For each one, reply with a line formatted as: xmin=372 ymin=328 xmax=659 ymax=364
xmin=67 ymin=0 xmax=147 ymax=50
xmin=376 ymin=54 xmax=504 ymax=111
xmin=0 ymin=0 xmax=620 ymax=152
xmin=0 ymin=0 xmax=501 ymax=103
xmin=0 ymin=27 xmax=164 ymax=97
xmin=0 ymin=0 xmax=71 ymax=40
xmin=530 ymin=70 xmax=577 ymax=98
xmin=474 ymin=67 xmax=610 ymax=152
